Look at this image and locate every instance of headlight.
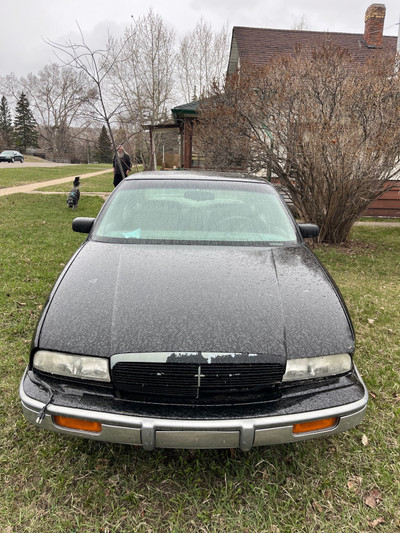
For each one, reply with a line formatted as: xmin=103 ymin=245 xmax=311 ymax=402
xmin=33 ymin=350 xmax=110 ymax=382
xmin=282 ymin=353 xmax=352 ymax=382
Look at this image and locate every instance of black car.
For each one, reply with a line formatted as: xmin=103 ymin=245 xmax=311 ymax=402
xmin=0 ymin=150 xmax=24 ymax=163
xmin=20 ymin=172 xmax=368 ymax=450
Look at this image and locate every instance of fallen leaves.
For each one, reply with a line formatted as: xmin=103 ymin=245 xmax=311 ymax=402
xmin=368 ymin=517 xmax=385 ymax=528
xmin=347 ymin=479 xmax=385 ymax=526
xmin=347 ymin=475 xmax=362 ymax=492
xmin=364 ymin=488 xmax=383 ymax=509
xmin=361 ymin=434 xmax=369 ymax=446
xmin=311 ymin=500 xmax=323 ymax=513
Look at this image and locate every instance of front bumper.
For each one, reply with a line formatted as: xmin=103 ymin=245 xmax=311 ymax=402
xmin=20 ymin=367 xmax=368 ymax=451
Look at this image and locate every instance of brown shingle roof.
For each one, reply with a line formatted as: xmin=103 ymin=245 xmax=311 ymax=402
xmin=227 ymin=26 xmax=397 ymax=73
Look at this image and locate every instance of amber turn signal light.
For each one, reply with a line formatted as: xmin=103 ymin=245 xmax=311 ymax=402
xmin=54 ymin=415 xmax=102 ymax=433
xmin=292 ymin=417 xmax=338 ymax=434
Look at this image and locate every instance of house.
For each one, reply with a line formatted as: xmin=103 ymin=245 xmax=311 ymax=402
xmin=172 ymin=3 xmax=397 ymax=171
xmin=227 ymin=4 xmax=396 ymax=74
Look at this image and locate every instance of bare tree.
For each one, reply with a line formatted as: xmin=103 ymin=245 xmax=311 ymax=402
xmin=0 ymin=95 xmax=13 ymax=148
xmin=107 ymin=8 xmax=176 ymax=168
xmin=195 ymin=76 xmax=252 ymax=170
xmin=0 ymin=68 xmax=91 ymax=159
xmin=177 ymin=18 xmax=230 ymax=103
xmin=0 ymin=73 xmax=20 ymax=103
xmin=291 ymin=15 xmax=310 ymax=31
xmin=1 ymin=12 xmax=231 ymax=167
xmin=45 ymin=25 xmax=136 ymax=174
xmin=197 ymin=44 xmax=400 ymax=243
xmin=20 ymin=64 xmax=93 ymax=159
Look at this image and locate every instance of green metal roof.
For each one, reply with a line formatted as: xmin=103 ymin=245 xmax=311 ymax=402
xmin=171 ymin=100 xmax=200 ymax=117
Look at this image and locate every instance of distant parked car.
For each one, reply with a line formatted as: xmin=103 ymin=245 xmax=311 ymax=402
xmin=0 ymin=150 xmax=24 ymax=163
xmin=20 ymin=171 xmax=368 ymax=450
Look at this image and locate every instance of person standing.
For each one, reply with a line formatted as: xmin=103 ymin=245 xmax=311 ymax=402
xmin=113 ymin=145 xmax=132 ymax=187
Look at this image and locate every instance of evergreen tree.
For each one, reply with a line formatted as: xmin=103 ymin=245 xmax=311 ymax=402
xmin=96 ymin=125 xmax=113 ymax=163
xmin=0 ymin=95 xmax=13 ymax=148
xmin=13 ymin=92 xmax=38 ymax=152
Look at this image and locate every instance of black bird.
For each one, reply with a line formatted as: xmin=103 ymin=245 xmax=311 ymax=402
xmin=67 ymin=177 xmax=81 ymax=209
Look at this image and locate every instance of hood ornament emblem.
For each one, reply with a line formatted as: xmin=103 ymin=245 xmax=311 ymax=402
xmin=195 ymin=365 xmax=205 ymax=398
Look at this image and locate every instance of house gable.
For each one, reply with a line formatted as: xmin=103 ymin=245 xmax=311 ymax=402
xmin=227 ymin=33 xmax=240 ymax=74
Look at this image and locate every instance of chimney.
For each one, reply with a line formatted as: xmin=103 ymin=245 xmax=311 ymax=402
xmin=364 ymin=4 xmax=386 ymax=48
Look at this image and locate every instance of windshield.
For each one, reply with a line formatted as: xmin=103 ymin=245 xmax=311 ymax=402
xmin=92 ymin=179 xmax=298 ymax=245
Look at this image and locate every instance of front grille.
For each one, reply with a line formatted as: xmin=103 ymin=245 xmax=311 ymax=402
xmin=112 ymin=362 xmax=284 ymax=405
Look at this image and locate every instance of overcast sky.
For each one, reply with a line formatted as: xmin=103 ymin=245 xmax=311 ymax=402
xmin=1 ymin=0 xmax=400 ymax=78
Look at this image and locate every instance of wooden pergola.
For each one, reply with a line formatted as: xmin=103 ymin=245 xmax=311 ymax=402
xmin=142 ymin=100 xmax=199 ymax=170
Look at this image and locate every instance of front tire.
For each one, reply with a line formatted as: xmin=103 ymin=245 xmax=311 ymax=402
xmin=10 ymin=158 xmax=15 ymax=163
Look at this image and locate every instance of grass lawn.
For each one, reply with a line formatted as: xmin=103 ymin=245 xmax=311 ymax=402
xmin=0 ymin=191 xmax=399 ymax=533
xmin=39 ymin=171 xmax=115 ymax=193
xmin=0 ymin=164 xmax=112 ymax=189
xmin=38 ymin=165 xmax=143 ymax=193
xmin=358 ymin=217 xmax=400 ymax=223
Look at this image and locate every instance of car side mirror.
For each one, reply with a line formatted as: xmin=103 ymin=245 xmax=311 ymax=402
xmin=298 ymin=223 xmax=319 ymax=238
xmin=72 ymin=217 xmax=95 ymax=233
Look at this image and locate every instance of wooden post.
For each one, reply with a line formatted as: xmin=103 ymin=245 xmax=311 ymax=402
xmin=183 ymin=119 xmax=193 ymax=169
xmin=149 ymin=127 xmax=155 ymax=170
xmin=179 ymin=124 xmax=184 ymax=168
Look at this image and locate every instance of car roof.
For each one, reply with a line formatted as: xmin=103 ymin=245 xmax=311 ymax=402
xmin=125 ymin=170 xmax=272 ymax=186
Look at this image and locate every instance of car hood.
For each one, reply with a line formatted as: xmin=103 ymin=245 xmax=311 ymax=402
xmin=37 ymin=242 xmax=354 ymax=360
